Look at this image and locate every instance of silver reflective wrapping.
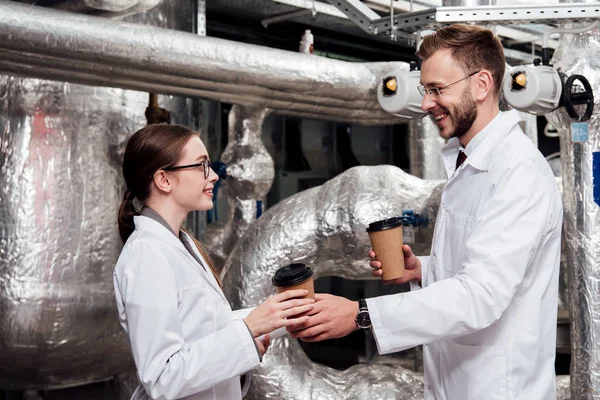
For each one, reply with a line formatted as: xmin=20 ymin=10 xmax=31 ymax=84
xmin=0 ymin=0 xmax=195 ymax=389
xmin=518 ymin=111 xmax=539 ymax=147
xmin=222 ymin=165 xmax=443 ymax=398
xmin=205 ymin=105 xmax=274 ymax=269
xmin=0 ymin=2 xmax=406 ymax=126
xmin=0 ymin=77 xmax=145 ymax=389
xmin=557 ymin=375 xmax=572 ymax=400
xmin=409 ymin=117 xmax=447 ymax=180
xmin=55 ymin=0 xmax=161 ymax=16
xmin=246 ymin=341 xmax=424 ymax=400
xmin=554 ymin=178 xmax=571 ymax=327
xmin=547 ymin=17 xmax=600 ymax=400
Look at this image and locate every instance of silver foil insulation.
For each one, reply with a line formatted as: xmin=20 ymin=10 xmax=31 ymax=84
xmin=547 ymin=17 xmax=600 ymax=400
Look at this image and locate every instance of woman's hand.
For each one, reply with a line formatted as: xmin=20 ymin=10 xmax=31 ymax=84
xmin=244 ymin=289 xmax=315 ymax=337
xmin=255 ymin=334 xmax=271 ymax=358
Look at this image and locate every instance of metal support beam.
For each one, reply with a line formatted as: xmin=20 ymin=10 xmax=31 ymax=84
xmin=262 ymin=8 xmax=316 ymax=27
xmin=369 ymin=3 xmax=600 ymax=35
xmin=326 ymin=0 xmax=382 ymax=31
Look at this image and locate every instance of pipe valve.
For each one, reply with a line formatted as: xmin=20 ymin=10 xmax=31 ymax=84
xmin=503 ymin=63 xmax=594 ymax=122
xmin=377 ymin=66 xmax=427 ymax=120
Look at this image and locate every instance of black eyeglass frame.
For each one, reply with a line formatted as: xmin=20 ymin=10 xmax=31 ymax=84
xmin=163 ymin=159 xmax=212 ymax=179
xmin=417 ymin=70 xmax=481 ymax=97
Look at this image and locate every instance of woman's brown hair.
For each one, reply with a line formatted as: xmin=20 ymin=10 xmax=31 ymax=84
xmin=118 ymin=124 xmax=221 ymax=286
xmin=416 ymin=24 xmax=506 ymax=96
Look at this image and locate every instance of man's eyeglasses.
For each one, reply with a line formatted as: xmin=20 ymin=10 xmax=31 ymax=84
xmin=163 ymin=159 xmax=212 ymax=179
xmin=417 ymin=71 xmax=480 ymax=98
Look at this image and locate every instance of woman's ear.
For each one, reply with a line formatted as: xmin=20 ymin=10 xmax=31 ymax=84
xmin=153 ymin=170 xmax=172 ymax=194
xmin=475 ymin=70 xmax=494 ymax=101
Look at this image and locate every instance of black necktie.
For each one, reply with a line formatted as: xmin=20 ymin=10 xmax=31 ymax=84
xmin=455 ymin=150 xmax=467 ymax=169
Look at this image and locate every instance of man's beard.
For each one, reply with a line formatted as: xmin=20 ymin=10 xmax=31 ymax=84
xmin=450 ymin=89 xmax=478 ymax=139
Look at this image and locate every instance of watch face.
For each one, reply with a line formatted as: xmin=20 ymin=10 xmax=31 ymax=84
xmin=356 ymin=311 xmax=371 ymax=329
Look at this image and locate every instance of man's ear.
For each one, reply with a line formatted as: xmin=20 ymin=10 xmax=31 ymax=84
xmin=475 ymin=70 xmax=494 ymax=101
xmin=153 ymin=170 xmax=172 ymax=194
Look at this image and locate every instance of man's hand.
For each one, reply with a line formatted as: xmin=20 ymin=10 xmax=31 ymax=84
xmin=286 ymin=294 xmax=358 ymax=342
xmin=369 ymin=244 xmax=421 ymax=284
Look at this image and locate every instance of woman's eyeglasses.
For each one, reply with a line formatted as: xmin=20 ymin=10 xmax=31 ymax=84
xmin=163 ymin=159 xmax=212 ymax=179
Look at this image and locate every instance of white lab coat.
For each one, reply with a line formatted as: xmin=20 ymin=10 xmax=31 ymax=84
xmin=113 ymin=216 xmax=260 ymax=400
xmin=367 ymin=110 xmax=562 ymax=400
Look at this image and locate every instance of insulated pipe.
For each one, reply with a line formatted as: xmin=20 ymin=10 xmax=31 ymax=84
xmin=56 ymin=0 xmax=158 ymax=13
xmin=0 ymin=50 xmax=383 ymax=111
xmin=221 ymin=165 xmax=443 ymax=399
xmin=546 ymin=10 xmax=600 ymax=399
xmin=204 ymin=106 xmax=274 ymax=269
xmin=409 ymin=117 xmax=447 ymax=179
xmin=0 ymin=59 xmax=399 ymax=126
xmin=0 ymin=2 xmax=407 ymax=126
xmin=0 ymin=0 xmax=197 ymax=390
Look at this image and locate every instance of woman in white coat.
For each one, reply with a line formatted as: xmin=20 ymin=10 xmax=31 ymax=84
xmin=113 ymin=124 xmax=314 ymax=400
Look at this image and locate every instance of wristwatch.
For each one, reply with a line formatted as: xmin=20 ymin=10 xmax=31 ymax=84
xmin=355 ymin=299 xmax=372 ymax=329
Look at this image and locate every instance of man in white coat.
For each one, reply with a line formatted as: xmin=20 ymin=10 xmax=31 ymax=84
xmin=288 ymin=24 xmax=563 ymax=400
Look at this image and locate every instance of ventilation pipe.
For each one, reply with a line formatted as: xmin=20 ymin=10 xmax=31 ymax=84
xmin=0 ymin=0 xmax=195 ymax=389
xmin=204 ymin=106 xmax=274 ymax=269
xmin=221 ymin=165 xmax=443 ymax=399
xmin=546 ymin=8 xmax=600 ymax=399
xmin=0 ymin=2 xmax=406 ymax=126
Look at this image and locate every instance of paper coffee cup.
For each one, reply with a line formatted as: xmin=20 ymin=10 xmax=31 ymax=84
xmin=272 ymin=263 xmax=315 ymax=300
xmin=367 ymin=217 xmax=405 ymax=281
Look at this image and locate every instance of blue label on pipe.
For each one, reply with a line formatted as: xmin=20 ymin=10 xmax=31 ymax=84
xmin=572 ymin=122 xmax=589 ymax=142
xmin=594 ymin=152 xmax=600 ymax=207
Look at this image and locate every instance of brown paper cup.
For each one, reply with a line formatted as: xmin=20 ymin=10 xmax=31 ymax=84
xmin=272 ymin=263 xmax=315 ymax=300
xmin=274 ymin=276 xmax=315 ymax=300
xmin=367 ymin=218 xmax=405 ymax=281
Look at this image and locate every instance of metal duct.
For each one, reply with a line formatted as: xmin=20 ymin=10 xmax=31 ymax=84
xmin=55 ymin=0 xmax=160 ymax=15
xmin=0 ymin=2 xmax=406 ymax=126
xmin=0 ymin=0 xmax=196 ymax=389
xmin=546 ymin=13 xmax=600 ymax=399
xmin=557 ymin=375 xmax=572 ymax=400
xmin=221 ymin=165 xmax=443 ymax=398
xmin=205 ymin=105 xmax=274 ymax=269
xmin=0 ymin=77 xmax=138 ymax=390
xmin=409 ymin=117 xmax=447 ymax=179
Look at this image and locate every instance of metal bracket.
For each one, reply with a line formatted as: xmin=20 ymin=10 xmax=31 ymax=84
xmin=326 ymin=0 xmax=381 ymax=32
xmin=370 ymin=3 xmax=600 ymax=35
xmin=326 ymin=1 xmax=600 ymax=37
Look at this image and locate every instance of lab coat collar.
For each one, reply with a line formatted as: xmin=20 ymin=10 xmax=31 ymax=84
xmin=134 ymin=214 xmax=186 ymax=252
xmin=133 ymin=215 xmax=226 ymax=301
xmin=440 ymin=110 xmax=521 ymax=174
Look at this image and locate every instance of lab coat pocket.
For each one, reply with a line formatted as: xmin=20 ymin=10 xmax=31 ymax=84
xmin=178 ymin=285 xmax=215 ymax=332
xmin=443 ymin=211 xmax=474 ymax=276
xmin=440 ymin=339 xmax=507 ymax=400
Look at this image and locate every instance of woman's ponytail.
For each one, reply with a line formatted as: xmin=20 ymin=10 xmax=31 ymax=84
xmin=118 ymin=189 xmax=138 ymax=244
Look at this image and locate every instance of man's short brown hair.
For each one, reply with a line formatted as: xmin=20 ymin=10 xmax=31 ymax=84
xmin=416 ymin=24 xmax=506 ymax=96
